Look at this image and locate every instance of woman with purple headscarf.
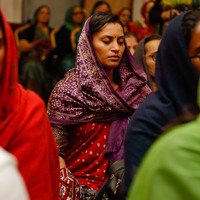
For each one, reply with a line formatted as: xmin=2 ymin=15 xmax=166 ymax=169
xmin=47 ymin=12 xmax=151 ymax=199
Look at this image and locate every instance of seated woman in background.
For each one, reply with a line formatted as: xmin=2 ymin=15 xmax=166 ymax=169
xmin=140 ymin=0 xmax=155 ymax=33
xmin=47 ymin=13 xmax=151 ymax=199
xmin=53 ymin=5 xmax=85 ymax=72
xmin=123 ymin=9 xmax=200 ymax=197
xmin=133 ymin=34 xmax=161 ymax=91
xmin=18 ymin=5 xmax=53 ymax=104
xmin=125 ymin=32 xmax=139 ymax=56
xmin=0 ymin=10 xmax=59 ymax=200
xmin=117 ymin=7 xmax=132 ymax=32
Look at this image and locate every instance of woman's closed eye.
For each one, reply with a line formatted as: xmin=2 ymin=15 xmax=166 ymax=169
xmin=118 ymin=39 xmax=124 ymax=45
xmin=102 ymin=37 xmax=124 ymax=45
xmin=102 ymin=39 xmax=111 ymax=44
xmin=190 ymin=53 xmax=200 ymax=59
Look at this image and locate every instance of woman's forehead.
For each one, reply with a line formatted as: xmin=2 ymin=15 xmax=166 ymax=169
xmin=98 ymin=23 xmax=124 ymax=34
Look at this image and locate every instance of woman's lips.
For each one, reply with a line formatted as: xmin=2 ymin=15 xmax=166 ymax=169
xmin=109 ymin=55 xmax=120 ymax=61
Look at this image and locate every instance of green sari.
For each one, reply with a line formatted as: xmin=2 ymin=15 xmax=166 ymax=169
xmin=60 ymin=5 xmax=83 ymax=72
xmin=19 ymin=25 xmax=52 ymax=104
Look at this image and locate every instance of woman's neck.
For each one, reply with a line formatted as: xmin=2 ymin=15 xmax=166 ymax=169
xmin=37 ymin=22 xmax=48 ymax=29
xmin=37 ymin=22 xmax=49 ymax=33
xmin=73 ymin=22 xmax=80 ymax=28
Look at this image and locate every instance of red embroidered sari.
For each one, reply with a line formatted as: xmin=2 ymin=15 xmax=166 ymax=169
xmin=0 ymin=10 xmax=60 ymax=200
xmin=55 ymin=122 xmax=111 ymax=190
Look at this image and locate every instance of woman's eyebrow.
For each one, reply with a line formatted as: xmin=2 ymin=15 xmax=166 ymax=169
xmin=118 ymin=36 xmax=125 ymax=39
xmin=102 ymin=35 xmax=124 ymax=39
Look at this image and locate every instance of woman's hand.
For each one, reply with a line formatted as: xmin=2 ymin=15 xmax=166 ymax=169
xmin=59 ymin=156 xmax=66 ymax=169
xmin=161 ymin=9 xmax=180 ymax=21
xmin=18 ymin=39 xmax=42 ymax=52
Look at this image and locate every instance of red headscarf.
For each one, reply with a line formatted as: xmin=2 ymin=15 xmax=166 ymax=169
xmin=141 ymin=0 xmax=155 ymax=30
xmin=0 ymin=10 xmax=59 ymax=200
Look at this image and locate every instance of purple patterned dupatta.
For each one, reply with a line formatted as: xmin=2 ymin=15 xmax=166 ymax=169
xmin=47 ymin=15 xmax=151 ymax=162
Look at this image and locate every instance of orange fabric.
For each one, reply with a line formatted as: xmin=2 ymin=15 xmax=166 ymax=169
xmin=0 ymin=10 xmax=60 ymax=200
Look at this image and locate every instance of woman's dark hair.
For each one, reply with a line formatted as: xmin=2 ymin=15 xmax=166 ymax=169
xmin=144 ymin=34 xmax=161 ymax=54
xmin=145 ymin=34 xmax=161 ymax=44
xmin=89 ymin=12 xmax=124 ymax=36
xmin=125 ymin=32 xmax=139 ymax=42
xmin=182 ymin=9 xmax=200 ymax=48
xmin=90 ymin=1 xmax=111 ymax=15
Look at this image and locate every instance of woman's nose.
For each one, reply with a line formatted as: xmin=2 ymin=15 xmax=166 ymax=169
xmin=112 ymin=40 xmax=120 ymax=52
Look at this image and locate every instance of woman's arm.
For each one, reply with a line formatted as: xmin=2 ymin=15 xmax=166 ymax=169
xmin=18 ymin=39 xmax=41 ymax=52
xmin=52 ymin=125 xmax=69 ymax=169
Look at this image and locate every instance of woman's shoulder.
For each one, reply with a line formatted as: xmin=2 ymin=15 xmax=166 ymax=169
xmin=16 ymin=84 xmax=52 ymax=137
xmin=131 ymin=92 xmax=175 ymax=120
xmin=48 ymin=26 xmax=53 ymax=33
xmin=17 ymin=83 xmax=46 ymax=113
xmin=20 ymin=24 xmax=35 ymax=34
xmin=57 ymin=25 xmax=71 ymax=34
xmin=18 ymin=24 xmax=35 ymax=41
xmin=55 ymin=25 xmax=71 ymax=43
xmin=127 ymin=91 xmax=177 ymax=136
